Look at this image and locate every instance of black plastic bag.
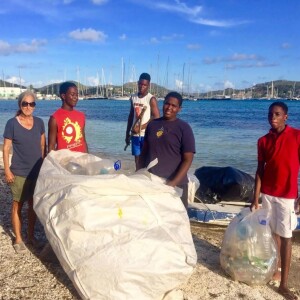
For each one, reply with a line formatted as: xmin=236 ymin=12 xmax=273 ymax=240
xmin=194 ymin=166 xmax=254 ymax=203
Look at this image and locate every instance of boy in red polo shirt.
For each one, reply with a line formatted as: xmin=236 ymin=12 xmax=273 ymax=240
xmin=251 ymin=101 xmax=299 ymax=300
xmin=48 ymin=81 xmax=88 ymax=153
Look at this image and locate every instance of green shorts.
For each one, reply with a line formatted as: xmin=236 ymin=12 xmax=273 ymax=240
xmin=9 ymin=176 xmax=37 ymax=202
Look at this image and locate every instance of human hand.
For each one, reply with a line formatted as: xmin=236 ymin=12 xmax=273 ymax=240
xmin=125 ymin=136 xmax=130 ymax=145
xmin=250 ymin=200 xmax=259 ymax=212
xmin=166 ymin=179 xmax=176 ymax=187
xmin=131 ymin=124 xmax=140 ymax=134
xmin=5 ymin=170 xmax=15 ymax=184
xmin=295 ymin=198 xmax=300 ymax=215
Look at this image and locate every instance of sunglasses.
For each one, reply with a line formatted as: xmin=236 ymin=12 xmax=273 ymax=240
xmin=21 ymin=101 xmax=36 ymax=107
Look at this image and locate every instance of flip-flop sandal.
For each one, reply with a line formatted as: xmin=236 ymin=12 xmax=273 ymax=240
xmin=13 ymin=241 xmax=27 ymax=254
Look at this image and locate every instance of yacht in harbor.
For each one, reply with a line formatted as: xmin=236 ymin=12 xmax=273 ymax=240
xmin=109 ymin=95 xmax=130 ymax=100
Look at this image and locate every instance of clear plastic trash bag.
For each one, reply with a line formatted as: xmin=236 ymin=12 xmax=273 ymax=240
xmin=59 ymin=154 xmax=122 ymax=175
xmin=86 ymin=159 xmax=121 ymax=175
xmin=220 ymin=207 xmax=278 ymax=286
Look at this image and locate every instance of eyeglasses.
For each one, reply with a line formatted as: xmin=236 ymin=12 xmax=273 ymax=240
xmin=21 ymin=101 xmax=36 ymax=107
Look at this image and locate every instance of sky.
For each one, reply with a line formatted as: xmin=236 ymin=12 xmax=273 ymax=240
xmin=0 ymin=0 xmax=300 ymax=93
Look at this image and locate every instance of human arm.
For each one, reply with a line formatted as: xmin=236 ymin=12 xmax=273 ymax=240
xmin=40 ymin=133 xmax=46 ymax=158
xmin=150 ymin=97 xmax=160 ymax=119
xmin=82 ymin=124 xmax=89 ymax=153
xmin=166 ymin=152 xmax=194 ymax=187
xmin=132 ymin=96 xmax=160 ymax=133
xmin=125 ymin=101 xmax=134 ymax=145
xmin=48 ymin=116 xmax=57 ymax=153
xmin=3 ymin=138 xmax=14 ymax=183
xmin=295 ymin=198 xmax=300 ymax=215
xmin=250 ymin=161 xmax=264 ymax=211
xmin=136 ymin=139 xmax=149 ymax=171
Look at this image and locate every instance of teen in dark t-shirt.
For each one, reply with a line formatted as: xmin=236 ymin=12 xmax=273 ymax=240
xmin=138 ymin=91 xmax=195 ymax=208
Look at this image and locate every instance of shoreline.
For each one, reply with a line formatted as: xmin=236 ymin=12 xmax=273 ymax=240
xmin=0 ymin=152 xmax=299 ymax=299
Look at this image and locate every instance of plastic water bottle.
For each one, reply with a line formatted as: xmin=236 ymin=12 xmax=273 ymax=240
xmin=99 ymin=159 xmax=121 ymax=174
xmin=236 ymin=222 xmax=253 ymax=240
xmin=65 ymin=161 xmax=87 ymax=175
xmin=85 ymin=159 xmax=122 ymax=175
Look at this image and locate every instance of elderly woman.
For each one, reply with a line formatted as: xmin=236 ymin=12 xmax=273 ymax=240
xmin=3 ymin=91 xmax=46 ymax=253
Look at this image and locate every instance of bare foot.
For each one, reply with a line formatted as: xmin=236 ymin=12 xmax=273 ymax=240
xmin=278 ymin=286 xmax=298 ymax=300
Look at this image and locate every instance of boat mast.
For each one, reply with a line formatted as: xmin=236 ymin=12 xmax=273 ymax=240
xmin=77 ymin=66 xmax=81 ymax=97
xmin=121 ymin=57 xmax=124 ymax=97
xmin=181 ymin=63 xmax=185 ymax=96
xmin=18 ymin=67 xmax=22 ymax=93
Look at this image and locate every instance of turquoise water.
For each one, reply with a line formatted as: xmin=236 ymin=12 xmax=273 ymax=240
xmin=1 ymin=99 xmax=300 ymax=176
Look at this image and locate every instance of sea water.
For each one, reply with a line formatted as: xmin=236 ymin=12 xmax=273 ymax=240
xmin=0 ymin=99 xmax=300 ymax=177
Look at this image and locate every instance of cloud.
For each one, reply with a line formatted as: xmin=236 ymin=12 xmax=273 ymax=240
xmin=187 ymin=43 xmax=201 ymax=50
xmin=192 ymin=18 xmax=248 ymax=28
xmin=91 ymin=0 xmax=108 ymax=4
xmin=144 ymin=0 xmax=247 ymax=28
xmin=224 ymin=80 xmax=234 ymax=89
xmin=281 ymin=42 xmax=291 ymax=49
xmin=203 ymin=53 xmax=263 ymax=65
xmin=209 ymin=30 xmax=220 ymax=37
xmin=147 ymin=33 xmax=183 ymax=44
xmin=69 ymin=28 xmax=107 ymax=42
xmin=0 ymin=39 xmax=47 ymax=56
xmin=87 ymin=76 xmax=100 ymax=86
xmin=161 ymin=33 xmax=184 ymax=40
xmin=155 ymin=0 xmax=202 ymax=17
xmin=203 ymin=57 xmax=219 ymax=65
xmin=119 ymin=34 xmax=127 ymax=41
xmin=175 ymin=79 xmax=183 ymax=89
xmin=6 ymin=76 xmax=25 ymax=86
xmin=197 ymin=83 xmax=213 ymax=92
xmin=225 ymin=53 xmax=262 ymax=62
xmin=149 ymin=37 xmax=159 ymax=44
xmin=225 ymin=62 xmax=279 ymax=70
xmin=202 ymin=53 xmax=279 ymax=70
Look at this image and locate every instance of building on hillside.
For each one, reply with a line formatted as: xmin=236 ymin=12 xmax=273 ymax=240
xmin=0 ymin=87 xmax=27 ymax=99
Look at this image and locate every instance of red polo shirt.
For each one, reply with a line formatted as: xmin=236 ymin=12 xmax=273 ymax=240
xmin=258 ymin=125 xmax=300 ymax=199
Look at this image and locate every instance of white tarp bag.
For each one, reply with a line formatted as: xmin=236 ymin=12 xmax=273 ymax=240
xmin=34 ymin=149 xmax=197 ymax=300
xmin=187 ymin=173 xmax=200 ymax=203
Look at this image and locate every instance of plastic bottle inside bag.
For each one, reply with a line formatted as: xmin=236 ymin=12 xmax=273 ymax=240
xmin=86 ymin=159 xmax=122 ymax=175
xmin=65 ymin=162 xmax=87 ymax=175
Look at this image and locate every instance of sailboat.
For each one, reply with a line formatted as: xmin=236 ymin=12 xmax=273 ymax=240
xmin=110 ymin=57 xmax=130 ymax=100
xmin=86 ymin=71 xmax=108 ymax=100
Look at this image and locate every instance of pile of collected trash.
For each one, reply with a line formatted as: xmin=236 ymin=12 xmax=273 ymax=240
xmin=220 ymin=208 xmax=278 ymax=286
xmin=34 ymin=149 xmax=197 ymax=300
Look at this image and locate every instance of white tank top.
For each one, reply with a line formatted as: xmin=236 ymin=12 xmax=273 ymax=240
xmin=131 ymin=92 xmax=153 ymax=137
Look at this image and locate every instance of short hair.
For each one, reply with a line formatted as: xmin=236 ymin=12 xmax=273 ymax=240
xmin=165 ymin=91 xmax=183 ymax=107
xmin=59 ymin=81 xmax=77 ymax=95
xmin=139 ymin=73 xmax=151 ymax=82
xmin=269 ymin=101 xmax=288 ymax=114
xmin=16 ymin=90 xmax=37 ymax=116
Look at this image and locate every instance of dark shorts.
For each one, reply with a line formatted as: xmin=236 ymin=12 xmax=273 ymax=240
xmin=131 ymin=136 xmax=145 ymax=156
xmin=9 ymin=176 xmax=36 ymax=202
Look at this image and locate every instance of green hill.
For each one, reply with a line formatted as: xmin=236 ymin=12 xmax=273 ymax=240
xmin=0 ymin=79 xmax=299 ymax=99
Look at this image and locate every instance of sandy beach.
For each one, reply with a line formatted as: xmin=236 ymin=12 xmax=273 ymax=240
xmin=0 ymin=152 xmax=299 ymax=300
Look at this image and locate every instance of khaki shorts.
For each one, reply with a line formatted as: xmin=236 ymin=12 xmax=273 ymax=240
xmin=261 ymin=193 xmax=298 ymax=238
xmin=9 ymin=176 xmax=36 ymax=202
